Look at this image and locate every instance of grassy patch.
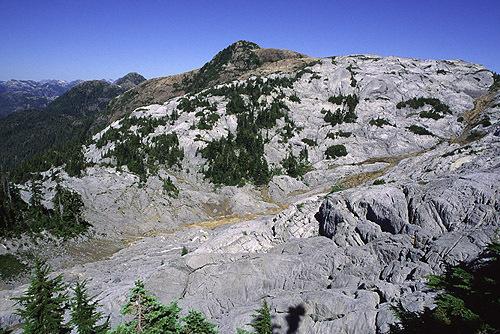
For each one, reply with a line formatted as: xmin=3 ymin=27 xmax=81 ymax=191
xmin=329 ymin=184 xmax=343 ymax=193
xmin=465 ymin=131 xmax=486 ymax=143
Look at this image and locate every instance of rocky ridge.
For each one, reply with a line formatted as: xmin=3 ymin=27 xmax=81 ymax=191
xmin=107 ymin=41 xmax=309 ymax=121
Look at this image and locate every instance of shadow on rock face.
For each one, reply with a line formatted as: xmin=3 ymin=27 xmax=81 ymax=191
xmin=284 ymin=304 xmax=306 ymax=334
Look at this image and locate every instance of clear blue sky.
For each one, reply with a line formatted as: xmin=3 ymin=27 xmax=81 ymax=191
xmin=1 ymin=0 xmax=499 ymax=81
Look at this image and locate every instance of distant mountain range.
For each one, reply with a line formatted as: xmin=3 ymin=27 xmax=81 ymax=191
xmin=0 ymin=73 xmax=148 ymax=118
xmin=0 ymin=79 xmax=82 ymax=117
xmin=0 ymin=73 xmax=146 ymax=170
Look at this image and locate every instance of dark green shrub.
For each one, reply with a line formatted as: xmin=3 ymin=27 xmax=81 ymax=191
xmin=323 ymin=109 xmax=357 ymax=126
xmin=328 ymin=94 xmax=359 ymax=114
xmin=13 ymin=260 xmax=70 ymax=333
xmin=465 ymin=131 xmax=486 ymax=142
xmin=0 ymin=254 xmax=26 ymax=280
xmin=200 ymin=111 xmax=271 ymax=186
xmin=109 ymin=280 xmax=218 ymax=333
xmin=70 ymin=280 xmax=110 ymax=334
xmin=420 ymin=110 xmax=444 ymax=120
xmin=397 ymin=97 xmax=451 ymax=120
xmin=373 ymin=179 xmax=386 ymax=185
xmin=346 ymin=65 xmax=358 ymax=87
xmin=369 ymin=118 xmax=392 ymax=127
xmin=177 ymin=96 xmax=212 ymax=113
xmin=2 ymin=180 xmax=91 ymax=239
xmin=255 ymin=101 xmax=287 ymax=129
xmin=325 ymin=145 xmax=348 ymax=159
xmin=478 ymin=117 xmax=491 ymax=127
xmin=327 ymin=131 xmax=352 ymax=139
xmin=390 ymin=242 xmax=500 ymax=333
xmin=281 ymin=147 xmax=311 ymax=178
xmin=301 ymin=138 xmax=317 ymax=146
xmin=181 ymin=246 xmax=188 ymax=256
xmin=490 ymin=72 xmax=500 ymax=92
xmin=247 ymin=300 xmax=272 ymax=334
xmin=278 ymin=114 xmax=299 ymax=143
xmin=226 ymin=93 xmax=246 ymax=115
xmin=117 ymin=280 xmax=181 ymax=333
xmin=407 ymin=125 xmax=433 ymax=136
xmin=324 ymin=94 xmax=358 ymax=126
xmin=50 ymin=184 xmax=91 ymax=238
xmin=181 ymin=310 xmax=218 ymax=334
xmin=106 ymin=129 xmax=184 ymax=182
xmin=197 ymin=112 xmax=220 ymax=130
xmin=162 ymin=177 xmax=179 ymax=198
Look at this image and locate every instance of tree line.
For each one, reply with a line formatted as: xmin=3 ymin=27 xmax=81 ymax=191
xmin=2 ymin=260 xmax=273 ymax=334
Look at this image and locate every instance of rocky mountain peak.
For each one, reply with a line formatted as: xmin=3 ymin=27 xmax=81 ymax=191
xmin=185 ymin=40 xmax=263 ymax=91
xmin=106 ymin=41 xmax=311 ymax=120
xmin=114 ymin=72 xmax=146 ymax=90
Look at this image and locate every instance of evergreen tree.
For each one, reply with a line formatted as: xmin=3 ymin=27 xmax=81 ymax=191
xmin=29 ymin=180 xmax=43 ymax=208
xmin=120 ymin=280 xmax=180 ymax=333
xmin=250 ymin=300 xmax=272 ymax=334
xmin=180 ymin=310 xmax=218 ymax=334
xmin=281 ymin=147 xmax=311 ymax=178
xmin=70 ymin=280 xmax=110 ymax=334
xmin=108 ymin=323 xmax=135 ymax=334
xmin=236 ymin=329 xmax=252 ymax=334
xmin=13 ymin=259 xmax=70 ymax=334
xmin=391 ymin=242 xmax=500 ymax=333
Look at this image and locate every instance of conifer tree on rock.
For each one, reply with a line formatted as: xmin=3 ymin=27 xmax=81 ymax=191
xmin=119 ymin=280 xmax=181 ymax=333
xmin=250 ymin=300 xmax=273 ymax=334
xmin=180 ymin=310 xmax=218 ymax=334
xmin=70 ymin=280 xmax=110 ymax=334
xmin=390 ymin=242 xmax=500 ymax=333
xmin=13 ymin=259 xmax=70 ymax=334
